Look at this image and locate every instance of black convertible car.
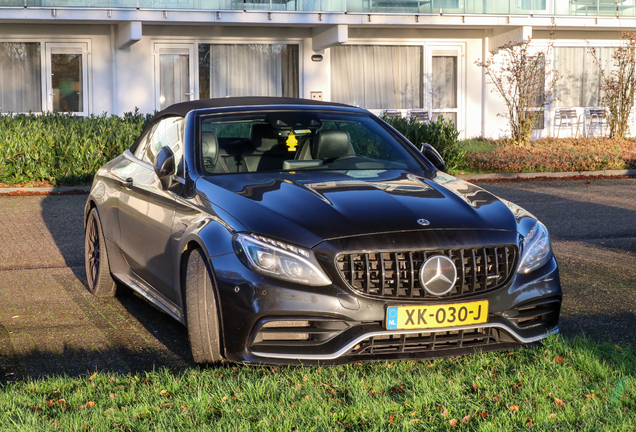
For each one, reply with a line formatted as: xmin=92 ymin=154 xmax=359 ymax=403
xmin=84 ymin=97 xmax=561 ymax=365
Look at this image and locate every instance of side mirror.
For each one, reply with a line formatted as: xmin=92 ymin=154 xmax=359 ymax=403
xmin=420 ymin=143 xmax=446 ymax=172
xmin=154 ymin=146 xmax=175 ymax=190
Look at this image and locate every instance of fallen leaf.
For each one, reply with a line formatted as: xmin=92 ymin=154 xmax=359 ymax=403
xmin=553 ymin=355 xmax=564 ymax=365
xmin=11 ymin=315 xmax=18 ymax=319
xmin=410 ymin=411 xmax=417 ymax=415
xmin=584 ymin=394 xmax=596 ymax=400
xmin=480 ymin=411 xmax=487 ymax=418
xmin=104 ymin=408 xmax=114 ymax=415
xmin=549 ymin=413 xmax=556 ymax=419
xmin=410 ymin=419 xmax=420 ymax=424
xmin=389 ymin=415 xmax=395 ymax=424
xmin=163 ymin=403 xmax=171 ymax=408
xmin=441 ymin=409 xmax=448 ymax=417
xmin=88 ymin=372 xmax=98 ymax=381
xmin=509 ymin=405 xmax=519 ymax=412
xmin=236 ymin=408 xmax=242 ymax=413
xmin=110 ymin=393 xmax=115 ymax=399
xmin=221 ymin=396 xmax=228 ymax=402
xmin=109 ymin=377 xmax=115 ymax=382
xmin=555 ymin=397 xmax=565 ymax=408
xmin=615 ymin=345 xmax=621 ymax=350
xmin=58 ymin=399 xmax=66 ymax=405
xmin=46 ymin=400 xmax=55 ymax=407
xmin=493 ymin=396 xmax=499 ymax=402
xmin=462 ymin=414 xmax=471 ymax=424
xmin=87 ymin=401 xmax=95 ymax=408
xmin=472 ymin=383 xmax=478 ymax=391
xmin=449 ymin=418 xmax=458 ymax=427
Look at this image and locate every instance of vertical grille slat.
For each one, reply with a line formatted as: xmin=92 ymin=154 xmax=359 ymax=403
xmin=408 ymin=252 xmax=415 ymax=297
xmin=364 ymin=254 xmax=371 ymax=294
xmin=337 ymin=245 xmax=517 ymax=300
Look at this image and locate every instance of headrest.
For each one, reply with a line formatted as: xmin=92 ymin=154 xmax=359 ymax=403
xmin=201 ymin=131 xmax=218 ymax=165
xmin=250 ymin=124 xmax=280 ymax=152
xmin=311 ymin=130 xmax=353 ymax=160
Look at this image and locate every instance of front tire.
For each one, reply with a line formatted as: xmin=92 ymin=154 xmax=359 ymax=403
xmin=185 ymin=248 xmax=224 ymax=364
xmin=84 ymin=208 xmax=117 ymax=297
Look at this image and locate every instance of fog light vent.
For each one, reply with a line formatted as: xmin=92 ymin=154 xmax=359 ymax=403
xmin=260 ymin=321 xmax=311 ymax=341
xmin=250 ymin=319 xmax=350 ymax=350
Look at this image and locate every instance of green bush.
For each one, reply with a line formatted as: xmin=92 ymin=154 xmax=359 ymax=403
xmin=382 ymin=115 xmax=466 ymax=172
xmin=0 ymin=110 xmax=152 ymax=186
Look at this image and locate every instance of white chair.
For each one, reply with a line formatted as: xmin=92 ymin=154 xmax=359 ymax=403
xmin=407 ymin=109 xmax=430 ymax=122
xmin=380 ymin=109 xmax=402 ymax=119
xmin=584 ymin=107 xmax=607 ymax=137
xmin=553 ymin=108 xmax=582 ymax=137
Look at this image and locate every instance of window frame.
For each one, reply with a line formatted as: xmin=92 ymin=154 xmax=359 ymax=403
xmin=0 ymin=38 xmax=92 ymax=115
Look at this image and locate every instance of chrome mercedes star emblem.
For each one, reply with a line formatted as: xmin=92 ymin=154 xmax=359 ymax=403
xmin=419 ymin=255 xmax=457 ymax=296
xmin=417 ymin=219 xmax=430 ymax=226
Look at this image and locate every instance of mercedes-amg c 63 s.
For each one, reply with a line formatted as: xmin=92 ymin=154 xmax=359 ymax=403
xmin=84 ymin=97 xmax=561 ymax=365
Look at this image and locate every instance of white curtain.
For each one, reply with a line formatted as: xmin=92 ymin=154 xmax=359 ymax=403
xmin=331 ymin=45 xmax=422 ymax=109
xmin=207 ymin=44 xmax=298 ymax=98
xmin=554 ymin=47 xmax=614 ymax=107
xmin=431 ymin=56 xmax=457 ymax=109
xmin=0 ymin=42 xmax=42 ymax=113
xmin=160 ymin=54 xmax=189 ymax=110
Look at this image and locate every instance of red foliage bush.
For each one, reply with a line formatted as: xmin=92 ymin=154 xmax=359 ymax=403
xmin=463 ymin=138 xmax=636 ymax=173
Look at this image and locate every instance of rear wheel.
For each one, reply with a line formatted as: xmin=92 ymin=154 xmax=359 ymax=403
xmin=185 ymin=248 xmax=223 ymax=364
xmin=84 ymin=208 xmax=117 ymax=297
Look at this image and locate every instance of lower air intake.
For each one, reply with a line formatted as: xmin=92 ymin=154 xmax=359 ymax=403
xmin=350 ymin=327 xmax=514 ymax=356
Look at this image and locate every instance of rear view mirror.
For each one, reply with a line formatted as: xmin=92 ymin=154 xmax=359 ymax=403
xmin=154 ymin=146 xmax=175 ymax=190
xmin=420 ymin=143 xmax=446 ymax=172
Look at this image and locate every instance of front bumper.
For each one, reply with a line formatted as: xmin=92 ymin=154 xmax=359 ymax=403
xmin=210 ymin=247 xmax=562 ymax=365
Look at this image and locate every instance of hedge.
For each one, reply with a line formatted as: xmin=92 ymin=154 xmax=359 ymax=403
xmin=0 ymin=111 xmax=152 ymax=186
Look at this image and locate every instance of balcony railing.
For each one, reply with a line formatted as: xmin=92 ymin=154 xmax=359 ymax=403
xmin=1 ymin=0 xmax=634 ymax=17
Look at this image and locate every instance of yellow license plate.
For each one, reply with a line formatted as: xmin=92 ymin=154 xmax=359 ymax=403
xmin=385 ymin=300 xmax=489 ymax=330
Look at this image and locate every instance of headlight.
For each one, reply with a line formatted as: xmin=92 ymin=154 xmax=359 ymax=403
xmin=234 ymin=234 xmax=332 ymax=286
xmin=517 ymin=221 xmax=553 ymax=274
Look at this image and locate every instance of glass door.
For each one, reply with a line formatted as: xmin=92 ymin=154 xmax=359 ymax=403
xmin=45 ymin=43 xmax=89 ymax=115
xmin=154 ymin=43 xmax=195 ymax=111
xmin=427 ymin=46 xmax=463 ymax=133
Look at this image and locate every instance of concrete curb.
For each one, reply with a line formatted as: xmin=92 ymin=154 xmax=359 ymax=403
xmin=0 ymin=185 xmax=91 ymax=195
xmin=456 ymin=169 xmax=636 ymax=182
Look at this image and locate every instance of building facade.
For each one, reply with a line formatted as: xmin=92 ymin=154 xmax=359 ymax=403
xmin=1 ymin=0 xmax=634 ymax=139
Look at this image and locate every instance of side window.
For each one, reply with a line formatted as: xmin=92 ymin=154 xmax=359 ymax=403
xmin=133 ymin=124 xmax=157 ymax=160
xmin=140 ymin=117 xmax=185 ymax=175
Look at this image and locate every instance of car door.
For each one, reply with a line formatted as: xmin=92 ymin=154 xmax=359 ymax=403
xmin=113 ymin=116 xmax=185 ymax=304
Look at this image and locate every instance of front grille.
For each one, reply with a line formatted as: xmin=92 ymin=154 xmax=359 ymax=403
xmin=349 ymin=327 xmax=511 ymax=356
xmin=336 ymin=246 xmax=517 ymax=300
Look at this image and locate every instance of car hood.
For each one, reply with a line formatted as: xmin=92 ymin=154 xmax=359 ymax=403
xmin=195 ymin=170 xmax=520 ymax=248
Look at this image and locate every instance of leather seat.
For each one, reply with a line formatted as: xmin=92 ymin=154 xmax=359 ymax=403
xmin=311 ymin=130 xmax=353 ymax=161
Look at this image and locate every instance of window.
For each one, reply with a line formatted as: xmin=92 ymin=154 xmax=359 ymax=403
xmin=199 ymin=111 xmax=422 ymax=175
xmin=140 ymin=117 xmax=185 ymax=175
xmin=0 ymin=42 xmax=42 ymax=113
xmin=554 ymin=47 xmax=615 ymax=108
xmin=198 ymin=44 xmax=299 ymax=99
xmin=45 ymin=43 xmax=89 ymax=115
xmin=331 ymin=45 xmax=422 ymax=109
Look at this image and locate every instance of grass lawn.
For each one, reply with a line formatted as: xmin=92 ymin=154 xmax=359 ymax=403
xmin=0 ymin=335 xmax=634 ymax=431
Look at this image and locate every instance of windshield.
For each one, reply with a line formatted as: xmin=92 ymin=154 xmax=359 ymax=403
xmin=199 ymin=111 xmax=423 ymax=175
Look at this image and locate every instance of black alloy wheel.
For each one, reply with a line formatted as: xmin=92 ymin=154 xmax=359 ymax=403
xmin=84 ymin=208 xmax=117 ymax=297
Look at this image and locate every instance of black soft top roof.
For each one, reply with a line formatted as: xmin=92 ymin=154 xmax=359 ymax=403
xmin=154 ymin=97 xmax=357 ymax=119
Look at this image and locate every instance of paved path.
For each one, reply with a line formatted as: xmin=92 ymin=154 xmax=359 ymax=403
xmin=0 ymin=178 xmax=635 ymax=381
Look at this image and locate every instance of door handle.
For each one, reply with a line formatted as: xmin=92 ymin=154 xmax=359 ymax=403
xmin=123 ymin=177 xmax=133 ymax=189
